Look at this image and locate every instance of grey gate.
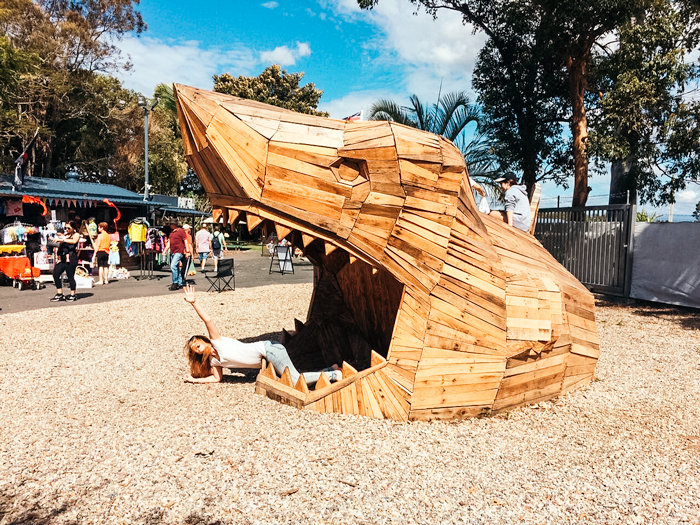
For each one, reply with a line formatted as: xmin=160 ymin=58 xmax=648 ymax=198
xmin=534 ymin=204 xmax=636 ymax=296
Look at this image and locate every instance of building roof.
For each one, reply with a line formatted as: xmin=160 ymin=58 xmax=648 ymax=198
xmin=0 ymin=174 xmax=149 ymax=206
xmin=0 ymin=175 xmax=207 ymax=214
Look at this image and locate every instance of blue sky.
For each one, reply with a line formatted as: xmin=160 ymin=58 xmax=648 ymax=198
xmin=116 ymin=0 xmax=699 ymax=219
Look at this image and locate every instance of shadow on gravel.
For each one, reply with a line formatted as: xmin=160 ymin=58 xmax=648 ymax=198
xmin=632 ymin=301 xmax=700 ymax=331
xmin=0 ymin=488 xmax=235 ymax=525
xmin=0 ymin=487 xmax=71 ymax=525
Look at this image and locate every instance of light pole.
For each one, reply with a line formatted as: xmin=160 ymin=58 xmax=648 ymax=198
xmin=137 ymin=94 xmax=160 ymax=201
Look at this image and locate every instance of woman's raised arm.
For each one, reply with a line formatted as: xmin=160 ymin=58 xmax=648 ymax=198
xmin=183 ymin=285 xmax=221 ymax=340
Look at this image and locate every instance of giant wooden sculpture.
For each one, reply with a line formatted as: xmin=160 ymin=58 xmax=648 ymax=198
xmin=174 ymin=84 xmax=600 ymax=421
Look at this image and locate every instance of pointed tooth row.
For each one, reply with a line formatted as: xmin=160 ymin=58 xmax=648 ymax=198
xmin=217 ymin=209 xmax=382 ymax=275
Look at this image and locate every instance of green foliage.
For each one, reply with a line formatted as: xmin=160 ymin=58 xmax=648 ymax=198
xmin=368 ymin=91 xmax=498 ymax=179
xmin=213 ymin=65 xmax=329 ymax=116
xmin=636 ymin=208 xmax=662 ymax=222
xmin=470 ymin=2 xmax=571 ymax=189
xmin=0 ymin=0 xmax=146 ymax=182
xmin=589 ymin=0 xmax=700 ymax=206
xmin=357 ymin=0 xmax=670 ymax=206
xmin=693 ymin=202 xmax=700 ymax=222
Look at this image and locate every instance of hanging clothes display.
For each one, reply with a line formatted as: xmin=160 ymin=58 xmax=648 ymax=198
xmin=128 ymin=218 xmax=148 ymax=243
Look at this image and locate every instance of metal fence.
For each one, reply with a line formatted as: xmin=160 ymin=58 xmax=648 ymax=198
xmin=534 ymin=204 xmax=636 ymax=296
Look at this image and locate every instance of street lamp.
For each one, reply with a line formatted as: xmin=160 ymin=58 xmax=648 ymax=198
xmin=137 ymin=94 xmax=160 ymax=201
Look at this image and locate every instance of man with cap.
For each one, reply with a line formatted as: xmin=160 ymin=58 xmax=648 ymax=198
xmin=165 ymin=219 xmax=191 ymax=290
xmin=491 ymin=173 xmax=531 ymax=233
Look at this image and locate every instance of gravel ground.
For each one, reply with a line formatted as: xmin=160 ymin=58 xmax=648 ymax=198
xmin=1 ymin=287 xmax=699 ymax=525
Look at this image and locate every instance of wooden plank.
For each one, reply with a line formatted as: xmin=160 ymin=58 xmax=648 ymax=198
xmin=246 ymin=213 xmax=264 ymax=232
xmin=279 ymin=367 xmax=294 ymax=388
xmin=366 ymin=372 xmax=406 ymax=421
xmin=275 ymin=223 xmax=293 ymax=241
xmin=409 ymin=406 xmax=490 ymax=421
xmin=304 ymin=359 xmax=388 ymax=405
xmin=360 ymin=377 xmax=385 ymax=419
xmin=272 ymin=121 xmax=345 ymax=148
xmin=295 ymin=374 xmax=310 ymax=394
xmin=256 ymin=376 xmax=306 ymax=405
xmin=410 ymin=382 xmax=500 ymax=410
xmin=355 ymin=378 xmax=368 ymax=417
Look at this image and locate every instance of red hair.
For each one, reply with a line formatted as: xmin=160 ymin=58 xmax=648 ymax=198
xmin=184 ymin=335 xmax=220 ymax=378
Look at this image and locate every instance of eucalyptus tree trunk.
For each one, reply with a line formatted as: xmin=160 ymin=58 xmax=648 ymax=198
xmin=568 ymin=53 xmax=590 ymax=207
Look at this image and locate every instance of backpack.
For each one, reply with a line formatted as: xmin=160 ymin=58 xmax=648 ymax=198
xmin=212 ymin=232 xmax=222 ymax=251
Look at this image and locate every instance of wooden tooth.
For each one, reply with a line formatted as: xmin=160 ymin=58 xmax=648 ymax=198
xmin=295 ymin=374 xmax=310 ymax=394
xmin=349 ymin=255 xmax=357 ymax=264
xmin=372 ymin=267 xmax=379 ymax=275
xmin=294 ymin=318 xmax=305 ymax=333
xmin=275 ymin=223 xmax=293 ymax=241
xmin=246 ymin=213 xmax=264 ymax=232
xmin=370 ymin=350 xmax=386 ymax=366
xmin=282 ymin=328 xmax=292 ymax=346
xmin=280 ymin=367 xmax=294 ymax=387
xmin=325 ymin=241 xmax=337 ymax=255
xmin=315 ymin=371 xmax=331 ymax=390
xmin=266 ymin=360 xmax=277 ymax=381
xmin=341 ymin=361 xmax=358 ymax=379
xmin=301 ymin=232 xmax=316 ymax=247
xmin=212 ymin=208 xmax=223 ymax=223
xmin=226 ymin=209 xmax=240 ymax=226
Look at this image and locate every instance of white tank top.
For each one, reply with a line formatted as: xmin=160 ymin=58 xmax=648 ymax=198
xmin=210 ymin=337 xmax=266 ymax=369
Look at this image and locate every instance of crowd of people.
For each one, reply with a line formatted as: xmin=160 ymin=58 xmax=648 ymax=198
xmin=165 ymin=219 xmax=228 ymax=291
xmin=49 ymin=217 xmax=229 ymax=301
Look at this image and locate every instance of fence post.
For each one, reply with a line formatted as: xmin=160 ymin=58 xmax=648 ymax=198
xmin=623 ymin=203 xmax=637 ymax=297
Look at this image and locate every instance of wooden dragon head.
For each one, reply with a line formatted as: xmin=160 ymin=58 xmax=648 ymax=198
xmin=174 ymin=84 xmax=600 ymax=421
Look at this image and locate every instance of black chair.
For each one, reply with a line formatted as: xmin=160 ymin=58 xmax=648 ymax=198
xmin=205 ymin=258 xmax=235 ymax=292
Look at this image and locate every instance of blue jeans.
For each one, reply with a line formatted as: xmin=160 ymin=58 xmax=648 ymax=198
xmin=170 ymin=252 xmax=185 ymax=285
xmin=263 ymin=341 xmax=338 ymax=385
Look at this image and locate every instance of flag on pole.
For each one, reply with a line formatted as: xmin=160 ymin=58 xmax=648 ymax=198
xmin=13 ymin=128 xmax=39 ymax=190
xmin=343 ymin=111 xmax=362 ymax=122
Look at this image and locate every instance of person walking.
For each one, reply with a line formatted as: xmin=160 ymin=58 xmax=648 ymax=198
xmin=51 ymin=220 xmax=80 ymax=302
xmin=211 ymin=225 xmax=227 ymax=272
xmin=195 ymin=224 xmax=212 ymax=272
xmin=166 ymin=220 xmax=190 ymax=291
xmin=93 ymin=222 xmax=110 ymax=285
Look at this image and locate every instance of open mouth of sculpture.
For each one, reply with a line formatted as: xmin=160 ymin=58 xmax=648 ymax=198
xmin=276 ymin=225 xmax=403 ymax=374
xmin=230 ymin=210 xmax=405 ymax=374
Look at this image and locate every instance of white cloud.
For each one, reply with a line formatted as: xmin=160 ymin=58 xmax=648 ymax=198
xmin=116 ymin=36 xmax=257 ymax=95
xmin=676 ymin=189 xmax=698 ymax=203
xmin=319 ymin=89 xmax=402 ymax=120
xmin=260 ymin=42 xmax=312 ymax=67
xmin=320 ymin=0 xmax=486 ymax=98
xmin=261 ymin=1 xmax=278 ymax=9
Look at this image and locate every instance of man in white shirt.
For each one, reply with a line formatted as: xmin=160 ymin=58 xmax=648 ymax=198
xmin=195 ymin=224 xmax=212 ymax=271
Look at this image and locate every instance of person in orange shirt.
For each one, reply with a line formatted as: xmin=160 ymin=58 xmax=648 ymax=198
xmin=94 ymin=222 xmax=111 ymax=285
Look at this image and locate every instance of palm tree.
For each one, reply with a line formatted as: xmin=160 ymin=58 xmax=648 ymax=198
xmin=368 ymin=91 xmax=498 ymax=180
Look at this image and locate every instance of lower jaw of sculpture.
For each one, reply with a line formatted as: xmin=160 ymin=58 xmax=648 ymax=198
xmin=253 ymin=224 xmax=412 ymax=419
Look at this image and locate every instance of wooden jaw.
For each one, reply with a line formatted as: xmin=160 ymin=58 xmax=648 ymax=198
xmin=176 ymin=84 xmax=600 ymax=422
xmin=255 ymin=351 xmax=410 ymax=419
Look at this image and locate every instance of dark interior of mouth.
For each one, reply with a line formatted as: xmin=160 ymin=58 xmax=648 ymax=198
xmin=283 ymin=231 xmax=404 ymax=373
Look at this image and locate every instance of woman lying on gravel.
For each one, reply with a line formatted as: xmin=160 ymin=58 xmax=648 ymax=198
xmin=182 ymin=285 xmax=342 ymax=385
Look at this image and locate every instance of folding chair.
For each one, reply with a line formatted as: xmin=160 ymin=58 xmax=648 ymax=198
xmin=205 ymin=258 xmax=235 ymax=292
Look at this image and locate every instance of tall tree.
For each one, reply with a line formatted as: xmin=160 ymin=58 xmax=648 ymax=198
xmin=214 ymin=65 xmax=329 ymax=116
xmin=359 ymin=0 xmax=651 ymax=205
xmin=0 ymin=0 xmax=145 ymax=179
xmin=589 ymin=0 xmax=700 ymax=206
xmin=368 ymin=91 xmax=498 ymax=178
xmin=471 ymin=4 xmax=570 ymax=192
